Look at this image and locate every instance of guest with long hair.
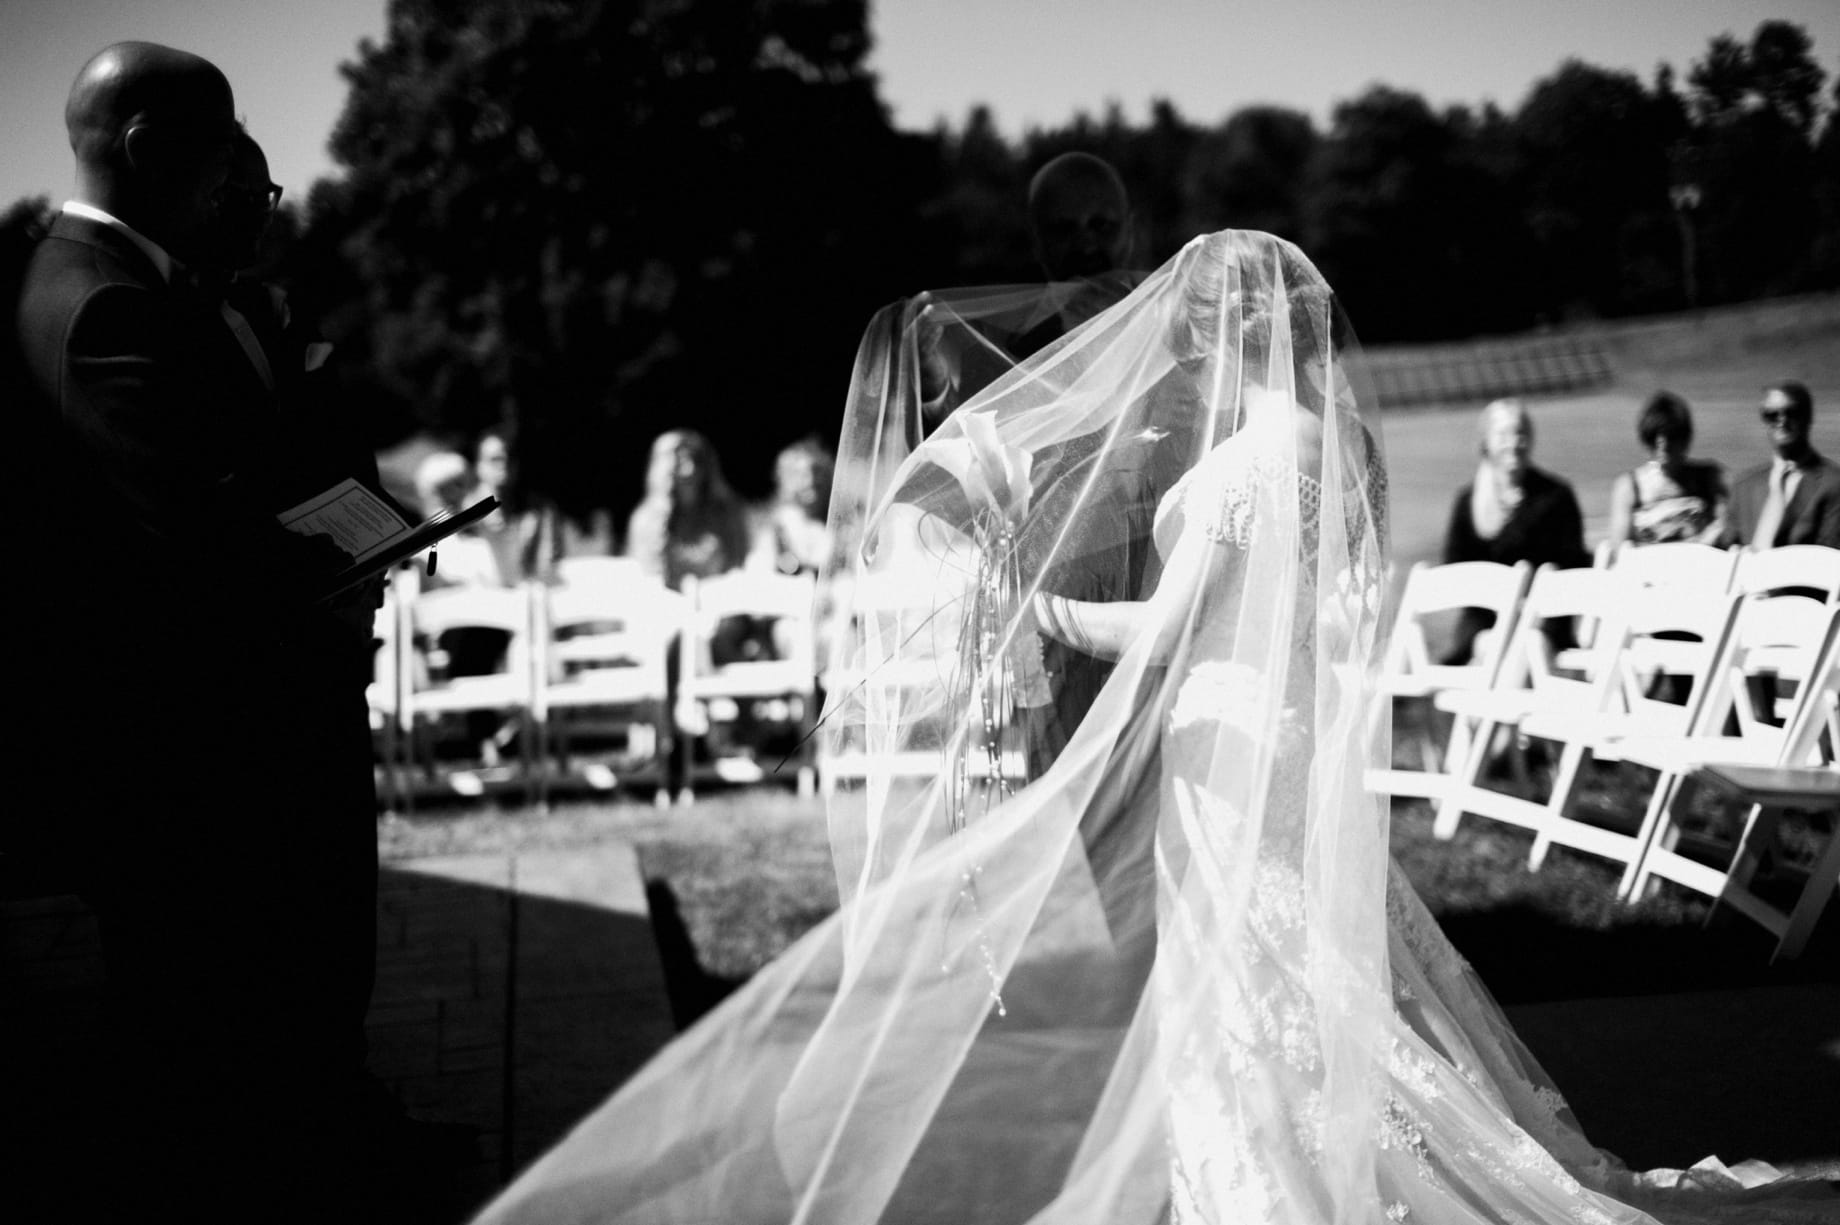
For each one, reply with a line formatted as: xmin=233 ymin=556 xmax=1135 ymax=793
xmin=624 ymin=430 xmax=750 ymax=797
xmin=624 ymin=429 xmax=750 ymax=591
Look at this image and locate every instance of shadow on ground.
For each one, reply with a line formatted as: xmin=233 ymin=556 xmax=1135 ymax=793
xmin=644 ymin=880 xmax=744 ymax=1028
xmin=646 ymin=875 xmax=1840 ymax=1178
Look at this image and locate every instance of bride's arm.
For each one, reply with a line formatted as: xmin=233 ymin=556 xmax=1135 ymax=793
xmin=1029 ymin=592 xmax=1144 ymax=661
xmin=1029 ymin=529 xmax=1213 ymax=663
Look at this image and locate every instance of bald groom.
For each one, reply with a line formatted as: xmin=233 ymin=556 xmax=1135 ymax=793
xmin=11 ymin=42 xmax=412 ymax=1220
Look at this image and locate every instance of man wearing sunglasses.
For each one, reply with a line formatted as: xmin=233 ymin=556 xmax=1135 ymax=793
xmin=1725 ymin=381 xmax=1840 ymax=551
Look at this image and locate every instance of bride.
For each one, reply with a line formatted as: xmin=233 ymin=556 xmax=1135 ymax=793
xmin=472 ymin=232 xmax=1833 ymax=1224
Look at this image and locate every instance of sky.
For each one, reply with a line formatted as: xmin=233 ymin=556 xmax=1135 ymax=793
xmin=1 ymin=0 xmax=1836 ymax=208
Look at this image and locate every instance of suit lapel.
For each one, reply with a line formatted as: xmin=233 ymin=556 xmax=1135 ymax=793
xmin=1780 ymin=455 xmax=1832 ymax=541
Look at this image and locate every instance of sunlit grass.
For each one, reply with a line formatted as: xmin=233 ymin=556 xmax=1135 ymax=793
xmin=378 ymin=766 xmax=1830 ymax=994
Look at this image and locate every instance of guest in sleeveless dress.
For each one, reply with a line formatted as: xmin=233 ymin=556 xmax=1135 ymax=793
xmin=1604 ymin=392 xmax=1728 ymax=549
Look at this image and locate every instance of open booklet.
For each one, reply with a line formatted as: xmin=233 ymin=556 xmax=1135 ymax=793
xmin=277 ymin=477 xmax=499 ymax=601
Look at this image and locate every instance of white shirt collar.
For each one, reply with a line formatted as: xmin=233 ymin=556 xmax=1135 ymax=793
xmin=61 ymin=201 xmax=179 ymax=284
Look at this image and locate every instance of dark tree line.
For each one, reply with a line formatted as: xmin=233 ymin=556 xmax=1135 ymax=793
xmin=7 ymin=5 xmax=1835 ymax=519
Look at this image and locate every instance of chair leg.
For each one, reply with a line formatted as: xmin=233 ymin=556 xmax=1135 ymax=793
xmin=522 ymin=710 xmax=541 ymax=811
xmin=1528 ymin=742 xmax=1589 ymax=871
xmin=1774 ymin=814 xmax=1840 ymax=960
xmin=1433 ymin=715 xmax=1499 ymax=839
xmin=1719 ymin=803 xmax=1773 ymax=905
xmin=1618 ymin=766 xmax=1680 ymax=900
xmin=402 ymin=721 xmax=417 ymax=814
xmin=1439 ymin=707 xmax=1471 ymax=778
xmin=532 ymin=713 xmax=550 ymax=812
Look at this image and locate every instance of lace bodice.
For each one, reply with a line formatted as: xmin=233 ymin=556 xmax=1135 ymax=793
xmin=1152 ymin=423 xmax=1388 ymax=567
xmin=1155 ymin=422 xmax=1387 ymax=741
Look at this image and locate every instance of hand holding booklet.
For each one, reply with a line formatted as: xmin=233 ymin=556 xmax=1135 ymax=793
xmin=277 ymin=477 xmax=498 ymax=601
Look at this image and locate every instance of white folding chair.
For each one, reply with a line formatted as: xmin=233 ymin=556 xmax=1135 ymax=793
xmin=1613 ymin=602 xmax=1839 ymax=947
xmin=366 ymin=571 xmax=410 ymax=812
xmin=532 ymin=574 xmax=682 ymax=805
xmin=554 ymin=556 xmax=646 ymax=591
xmin=402 ymin=583 xmax=538 ymax=801
xmin=1512 ymin=587 xmax=1738 ymax=870
xmin=1606 ymin=593 xmax=1830 ymax=858
xmin=1366 ymin=560 xmax=1532 ymax=800
xmin=1432 ymin=566 xmax=1637 ymax=846
xmin=817 ymin=568 xmax=964 ymax=796
xmin=677 ymin=571 xmax=819 ymax=799
xmin=1687 ymin=760 xmax=1839 ymax=960
xmin=1605 ymin=540 xmax=1738 ymax=594
xmin=1731 ymin=544 xmax=1840 ymax=603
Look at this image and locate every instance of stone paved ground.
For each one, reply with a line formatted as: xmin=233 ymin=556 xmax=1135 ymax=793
xmin=0 ymin=845 xmax=674 ymax=1224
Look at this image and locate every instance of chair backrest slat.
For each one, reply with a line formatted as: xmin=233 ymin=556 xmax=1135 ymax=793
xmin=1732 ymin=545 xmax=1840 ymax=603
xmin=1608 ymin=540 xmax=1739 ymax=594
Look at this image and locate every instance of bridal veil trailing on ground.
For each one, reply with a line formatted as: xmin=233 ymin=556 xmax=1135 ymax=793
xmin=473 ymin=232 xmax=1836 ymax=1224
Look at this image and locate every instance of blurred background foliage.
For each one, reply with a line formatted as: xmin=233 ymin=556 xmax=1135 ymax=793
xmin=8 ymin=2 xmax=1837 ymax=522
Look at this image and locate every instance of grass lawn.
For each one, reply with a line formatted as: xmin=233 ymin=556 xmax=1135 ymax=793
xmin=380 ymin=769 xmax=1836 ymax=1015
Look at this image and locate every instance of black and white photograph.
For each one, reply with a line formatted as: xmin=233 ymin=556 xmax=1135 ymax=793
xmin=3 ymin=1 xmax=1838 ymax=1222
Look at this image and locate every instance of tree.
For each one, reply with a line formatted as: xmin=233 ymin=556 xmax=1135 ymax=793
xmin=1511 ymin=59 xmax=1677 ymax=316
xmin=1690 ymin=20 xmax=1827 ymax=137
xmin=1 ymin=195 xmax=53 ymax=286
xmin=1304 ymin=86 xmax=1516 ymax=341
xmin=302 ymin=0 xmax=934 ymax=516
xmin=1682 ymin=22 xmax=1827 ymax=301
xmin=925 ymin=106 xmax=1030 ymax=284
xmin=1687 ymin=33 xmax=1751 ymax=123
xmin=1813 ymin=75 xmax=1840 ymax=286
xmin=1181 ymin=106 xmax=1317 ymax=244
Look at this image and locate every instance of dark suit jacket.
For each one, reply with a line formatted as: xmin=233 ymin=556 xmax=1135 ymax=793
xmin=13 ymin=214 xmax=374 ymax=849
xmin=1723 ymin=453 xmax=1840 ymax=550
xmin=11 ymin=216 xmax=382 ymax=1110
xmin=16 ymin=215 xmax=342 ymax=660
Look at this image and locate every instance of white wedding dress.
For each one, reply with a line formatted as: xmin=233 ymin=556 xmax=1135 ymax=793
xmin=472 ymin=232 xmax=1835 ymax=1225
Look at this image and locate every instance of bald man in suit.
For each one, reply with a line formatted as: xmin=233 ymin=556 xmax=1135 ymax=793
xmin=10 ymin=42 xmax=411 ymax=1218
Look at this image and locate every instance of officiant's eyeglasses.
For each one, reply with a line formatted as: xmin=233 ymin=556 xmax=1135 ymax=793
xmin=219 ymin=182 xmax=284 ymax=213
xmin=1759 ymin=408 xmax=1802 ymax=425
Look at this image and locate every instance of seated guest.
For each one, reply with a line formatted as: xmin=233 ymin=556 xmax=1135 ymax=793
xmin=745 ymin=438 xmax=838 ymax=676
xmin=415 ymin=448 xmax=474 ymax=520
xmin=625 ymin=430 xmax=750 ymax=795
xmin=625 ymin=429 xmax=750 ymax=591
xmin=1604 ymin=391 xmax=1727 ymax=548
xmin=1722 ymin=381 xmax=1840 ymax=551
xmin=749 ymin=437 xmax=835 ymax=577
xmin=471 ymin=427 xmax=617 ymax=583
xmin=1442 ymin=398 xmax=1589 ymax=664
xmin=414 ymin=449 xmax=502 ymax=588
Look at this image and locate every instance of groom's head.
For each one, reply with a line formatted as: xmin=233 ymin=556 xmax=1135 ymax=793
xmin=1028 ymin=153 xmax=1132 ymax=281
xmin=66 ymin=41 xmax=239 ymax=265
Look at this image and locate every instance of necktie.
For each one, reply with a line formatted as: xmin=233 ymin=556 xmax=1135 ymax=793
xmin=1750 ymin=463 xmax=1789 ymax=550
xmin=180 ymin=270 xmax=276 ymax=393
xmin=219 ymin=300 xmax=276 ymax=391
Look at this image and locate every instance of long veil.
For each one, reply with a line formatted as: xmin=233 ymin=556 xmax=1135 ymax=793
xmin=473 ymin=234 xmax=1835 ymax=1224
